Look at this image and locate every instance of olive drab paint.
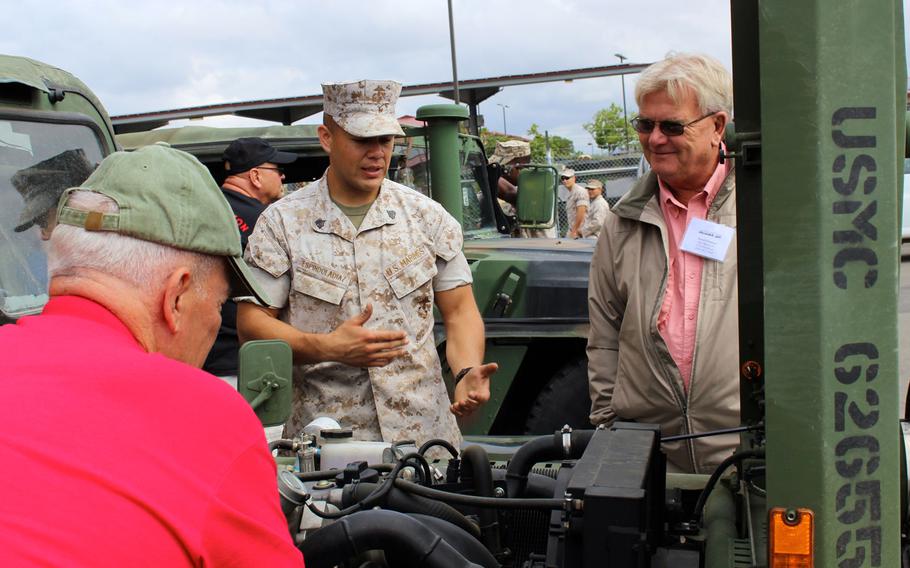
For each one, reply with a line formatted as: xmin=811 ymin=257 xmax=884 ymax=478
xmin=756 ymin=0 xmax=903 ymax=564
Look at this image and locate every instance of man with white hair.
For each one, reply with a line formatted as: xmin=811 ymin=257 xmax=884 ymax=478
xmin=0 ymin=144 xmax=302 ymax=566
xmin=587 ymin=53 xmax=739 ymax=474
xmin=238 ymin=80 xmax=497 ymax=450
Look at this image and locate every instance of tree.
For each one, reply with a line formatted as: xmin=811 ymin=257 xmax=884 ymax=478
xmin=526 ymin=124 xmax=576 ymax=162
xmin=479 ymin=128 xmax=513 ymax=158
xmin=584 ymin=103 xmax=637 ymax=153
xmin=480 ymin=125 xmax=576 ymax=163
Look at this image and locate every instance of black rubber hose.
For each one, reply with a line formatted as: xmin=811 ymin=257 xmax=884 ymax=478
xmin=399 ymin=514 xmax=499 ymax=568
xmin=490 ymin=468 xmax=557 ymax=498
xmin=460 ymin=445 xmax=501 ymax=556
xmin=505 ymin=429 xmax=595 ymax=498
xmin=694 ymin=449 xmax=765 ymax=524
xmin=342 ymin=482 xmax=481 ymax=540
xmin=294 ymin=463 xmax=393 ymax=482
xmin=419 ymin=438 xmax=459 ymax=458
xmin=269 ymin=439 xmax=295 ymax=453
xmin=298 ymin=509 xmax=483 ymax=568
xmin=394 ymin=479 xmax=570 ymax=510
xmin=307 ymin=452 xmax=430 ymax=520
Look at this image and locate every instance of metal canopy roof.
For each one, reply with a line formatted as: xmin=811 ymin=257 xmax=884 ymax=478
xmin=111 ymin=63 xmax=649 ymax=134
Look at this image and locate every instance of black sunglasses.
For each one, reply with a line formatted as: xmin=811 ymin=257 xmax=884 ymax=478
xmin=256 ymin=166 xmax=285 ymax=175
xmin=630 ymin=112 xmax=717 ymax=137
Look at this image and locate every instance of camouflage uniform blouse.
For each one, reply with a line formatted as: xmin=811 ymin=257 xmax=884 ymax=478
xmin=244 ymin=174 xmax=467 ymax=449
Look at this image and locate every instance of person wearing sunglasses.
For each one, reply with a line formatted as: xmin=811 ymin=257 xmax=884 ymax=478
xmin=203 ymin=137 xmax=297 ymax=381
xmin=587 ymin=53 xmax=739 ymax=474
xmin=560 ymin=168 xmax=589 ymax=239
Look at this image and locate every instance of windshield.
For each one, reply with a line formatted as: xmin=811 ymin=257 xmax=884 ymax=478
xmin=390 ymin=133 xmax=497 ymax=237
xmin=391 ymin=137 xmax=431 ymax=197
xmin=460 ymin=139 xmax=497 ymax=237
xmin=0 ymin=119 xmax=104 ymax=319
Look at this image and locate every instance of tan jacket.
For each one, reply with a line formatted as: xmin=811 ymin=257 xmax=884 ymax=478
xmin=586 ymin=170 xmax=740 ymax=473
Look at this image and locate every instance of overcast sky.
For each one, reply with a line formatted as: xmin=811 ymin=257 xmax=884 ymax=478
xmin=2 ymin=1 xmax=908 ymax=152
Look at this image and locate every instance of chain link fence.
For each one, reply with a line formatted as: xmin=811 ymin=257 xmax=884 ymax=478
xmin=553 ymin=153 xmax=643 ymax=237
xmin=280 ymin=152 xmax=646 ymax=239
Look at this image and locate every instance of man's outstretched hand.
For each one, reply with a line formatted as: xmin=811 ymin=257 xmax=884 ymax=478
xmin=450 ymin=362 xmax=498 ymax=417
xmin=322 ymin=304 xmax=408 ymax=367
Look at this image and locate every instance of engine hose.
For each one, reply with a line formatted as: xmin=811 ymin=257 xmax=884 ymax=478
xmin=401 ymin=514 xmax=499 ymax=568
xmin=298 ymin=509 xmax=484 ymax=568
xmin=490 ymin=468 xmax=557 ymax=498
xmin=504 ymin=429 xmax=595 ymax=498
xmin=419 ymin=438 xmax=460 ymax=458
xmin=394 ymin=479 xmax=572 ymax=511
xmin=294 ymin=463 xmax=393 ymax=482
xmin=308 ymin=452 xmax=431 ymax=520
xmin=459 ymin=445 xmax=502 ymax=556
xmin=694 ymin=448 xmax=765 ymax=525
xmin=342 ymin=482 xmax=481 ymax=540
xmin=269 ymin=439 xmax=295 ymax=453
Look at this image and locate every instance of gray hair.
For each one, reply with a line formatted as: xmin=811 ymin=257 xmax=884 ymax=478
xmin=47 ymin=191 xmax=222 ymax=297
xmin=635 ymin=53 xmax=733 ymax=115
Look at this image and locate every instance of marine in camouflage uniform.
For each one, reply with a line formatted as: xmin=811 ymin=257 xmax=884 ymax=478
xmin=245 ymin=175 xmax=466 ymax=444
xmin=562 ymin=169 xmax=590 ymax=239
xmin=489 ymin=140 xmax=556 ymax=239
xmin=580 ymin=179 xmax=609 ymax=239
xmin=238 ymin=80 xmax=497 ymax=449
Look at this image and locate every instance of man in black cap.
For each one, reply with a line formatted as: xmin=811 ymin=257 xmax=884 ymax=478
xmin=203 ymin=137 xmax=296 ymax=379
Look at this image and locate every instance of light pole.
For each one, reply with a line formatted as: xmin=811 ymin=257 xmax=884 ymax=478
xmin=497 ymin=103 xmax=509 ymax=135
xmin=615 ymin=53 xmax=629 ymax=152
xmin=447 ymin=0 xmax=459 ymax=104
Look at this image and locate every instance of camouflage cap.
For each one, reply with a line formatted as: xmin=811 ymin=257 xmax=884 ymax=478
xmin=322 ymin=80 xmax=406 ymax=138
xmin=585 ymin=179 xmax=604 ymax=190
xmin=562 ymin=168 xmax=576 ymax=178
xmin=55 ymin=142 xmax=271 ymax=305
xmin=488 ymin=140 xmax=531 ymax=165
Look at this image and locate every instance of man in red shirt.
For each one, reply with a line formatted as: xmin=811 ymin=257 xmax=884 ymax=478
xmin=0 ymin=144 xmax=303 ymax=566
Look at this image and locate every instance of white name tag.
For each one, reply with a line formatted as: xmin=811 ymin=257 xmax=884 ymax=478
xmin=680 ymin=218 xmax=734 ymax=261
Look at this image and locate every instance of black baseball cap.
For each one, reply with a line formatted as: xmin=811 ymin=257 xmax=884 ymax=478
xmin=223 ymin=137 xmax=297 ymax=175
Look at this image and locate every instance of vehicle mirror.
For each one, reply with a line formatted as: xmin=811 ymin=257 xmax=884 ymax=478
xmin=238 ymin=339 xmax=293 ymax=427
xmin=516 ymin=165 xmax=558 ymax=229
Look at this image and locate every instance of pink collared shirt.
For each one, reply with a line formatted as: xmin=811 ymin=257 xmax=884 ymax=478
xmin=657 ymin=158 xmax=732 ymax=391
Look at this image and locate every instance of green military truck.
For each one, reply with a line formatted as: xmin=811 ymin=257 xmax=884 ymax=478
xmin=0 ymin=55 xmax=116 ymax=324
xmin=116 ymin=111 xmax=596 ymax=437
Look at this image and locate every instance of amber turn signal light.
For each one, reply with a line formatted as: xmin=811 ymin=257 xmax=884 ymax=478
xmin=769 ymin=507 xmax=814 ymax=568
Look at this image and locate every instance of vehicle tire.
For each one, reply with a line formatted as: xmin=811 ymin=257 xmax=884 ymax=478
xmin=523 ymin=358 xmax=592 ymax=434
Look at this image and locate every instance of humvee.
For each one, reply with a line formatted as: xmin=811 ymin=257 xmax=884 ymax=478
xmin=0 ymin=55 xmax=116 ymax=324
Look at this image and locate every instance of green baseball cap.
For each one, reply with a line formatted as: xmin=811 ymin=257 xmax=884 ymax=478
xmin=56 ymin=142 xmax=271 ymax=305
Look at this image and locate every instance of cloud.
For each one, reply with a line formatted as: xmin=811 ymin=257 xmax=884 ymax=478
xmin=12 ymin=0 xmax=904 ymax=153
